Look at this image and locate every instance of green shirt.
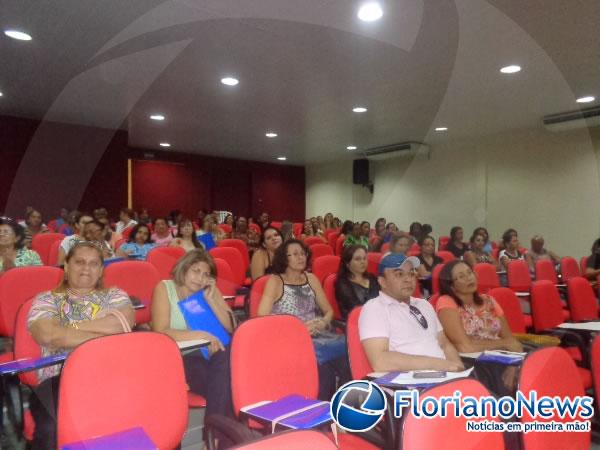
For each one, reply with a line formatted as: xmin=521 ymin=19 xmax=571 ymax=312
xmin=343 ymin=235 xmax=369 ymax=249
xmin=0 ymin=248 xmax=42 ymax=272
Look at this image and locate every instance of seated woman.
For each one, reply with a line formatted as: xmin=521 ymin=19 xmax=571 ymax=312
xmin=416 ymin=235 xmax=444 ymax=294
xmin=323 ymin=212 xmax=335 ymax=231
xmin=445 ymin=226 xmax=467 ymax=258
xmin=464 ymin=231 xmax=498 ymax=268
xmin=0 ymin=218 xmax=42 ymax=272
xmin=116 ymin=223 xmax=156 ymax=260
xmin=585 ymin=238 xmax=600 ymax=275
xmin=151 ymin=217 xmax=173 ymax=247
xmin=152 ymin=249 xmax=234 ymax=417
xmin=299 ymin=219 xmax=326 ymax=242
xmin=408 ymin=222 xmax=423 ymax=244
xmin=57 ymin=212 xmax=94 ymax=265
xmin=498 ymin=230 xmax=525 ymax=271
xmin=28 ymin=241 xmax=135 ymax=449
xmin=22 ymin=209 xmax=49 ymax=248
xmin=280 ymin=220 xmax=296 ymax=242
xmin=472 ymin=227 xmax=493 ymax=253
xmin=383 ymin=233 xmax=411 ymax=257
xmin=343 ymin=222 xmax=368 ymax=249
xmin=198 ymin=214 xmax=226 ymax=243
xmin=250 ymin=226 xmax=283 ymax=280
xmin=382 ymin=222 xmax=398 ymax=243
xmin=115 ymin=207 xmax=137 ymax=234
xmin=171 ymin=218 xmax=203 ymax=252
xmin=334 ymin=245 xmax=379 ymax=319
xmin=231 ymin=216 xmax=260 ymax=253
xmin=369 ymin=217 xmax=386 ymax=251
xmin=436 ymin=260 xmax=522 ymax=353
xmin=83 ymin=220 xmax=115 ymax=259
xmin=258 ymin=239 xmax=349 ymax=399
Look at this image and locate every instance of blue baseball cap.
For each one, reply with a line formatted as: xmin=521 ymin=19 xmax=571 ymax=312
xmin=378 ymin=253 xmax=420 ymax=275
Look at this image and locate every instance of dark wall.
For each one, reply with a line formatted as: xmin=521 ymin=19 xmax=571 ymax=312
xmin=0 ymin=115 xmax=305 ymax=221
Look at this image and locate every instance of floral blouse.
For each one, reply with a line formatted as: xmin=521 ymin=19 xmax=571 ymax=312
xmin=436 ymin=294 xmax=504 ymax=340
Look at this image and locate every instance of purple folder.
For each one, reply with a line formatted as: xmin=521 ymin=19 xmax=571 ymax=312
xmin=476 ymin=353 xmax=523 ymax=366
xmin=0 ymin=352 xmax=67 ymax=376
xmin=243 ymin=395 xmax=331 ymax=430
xmin=373 ymin=372 xmax=437 ymax=389
xmin=62 ymin=427 xmax=157 ymax=449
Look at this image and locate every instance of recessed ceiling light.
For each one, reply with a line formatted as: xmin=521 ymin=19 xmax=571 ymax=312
xmin=4 ymin=30 xmax=32 ymax=41
xmin=150 ymin=114 xmax=165 ymax=121
xmin=357 ymin=2 xmax=383 ymax=22
xmin=159 ymin=143 xmax=171 ymax=148
xmin=347 ymin=146 xmax=357 ymax=150
xmin=435 ymin=127 xmax=448 ymax=132
xmin=0 ymin=92 xmax=3 ymax=97
xmin=265 ymin=132 xmax=278 ymax=138
xmin=353 ymin=106 xmax=368 ymax=113
xmin=277 ymin=156 xmax=287 ymax=161
xmin=500 ymin=65 xmax=521 ymax=74
xmin=221 ymin=77 xmax=239 ymax=86
xmin=576 ymin=96 xmax=595 ymax=104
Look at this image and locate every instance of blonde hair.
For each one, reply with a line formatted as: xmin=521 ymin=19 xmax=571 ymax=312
xmin=171 ymin=248 xmax=215 ymax=286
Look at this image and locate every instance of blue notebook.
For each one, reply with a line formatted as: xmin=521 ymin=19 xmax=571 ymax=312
xmin=244 ymin=395 xmax=331 ymax=430
xmin=62 ymin=426 xmax=157 ymax=449
xmin=476 ymin=351 xmax=524 ymax=366
xmin=178 ymin=290 xmax=230 ymax=359
xmin=198 ymin=233 xmax=216 ymax=251
xmin=0 ymin=352 xmax=68 ymax=376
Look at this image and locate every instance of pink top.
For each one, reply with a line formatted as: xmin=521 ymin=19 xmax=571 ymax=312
xmin=152 ymin=233 xmax=173 ymax=247
xmin=436 ymin=295 xmax=504 ymax=340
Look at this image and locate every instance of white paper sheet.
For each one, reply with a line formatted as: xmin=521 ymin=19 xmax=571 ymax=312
xmin=390 ymin=367 xmax=474 ymax=385
xmin=557 ymin=322 xmax=600 ymax=331
xmin=177 ymin=339 xmax=210 ymax=350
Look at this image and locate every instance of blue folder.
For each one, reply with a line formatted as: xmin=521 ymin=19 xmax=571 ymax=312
xmin=244 ymin=395 xmax=331 ymax=430
xmin=178 ymin=290 xmax=230 ymax=359
xmin=198 ymin=233 xmax=216 ymax=251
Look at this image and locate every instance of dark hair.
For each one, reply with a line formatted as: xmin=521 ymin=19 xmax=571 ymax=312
xmin=375 ymin=218 xmax=386 ymax=229
xmin=418 ymin=234 xmax=435 ymax=247
xmin=338 ymin=245 xmax=368 ymax=280
xmin=502 ymin=229 xmax=518 ymax=245
xmin=450 ymin=226 xmax=463 ymax=241
xmin=439 ymin=260 xmax=483 ymax=307
xmin=127 ymin=224 xmax=153 ymax=244
xmin=592 ymin=238 xmax=600 ymax=254
xmin=176 ymin=219 xmax=201 ymax=248
xmin=120 ymin=207 xmax=134 ymax=218
xmin=260 ymin=226 xmax=282 ymax=247
xmin=0 ymin=218 xmax=26 ymax=249
xmin=472 ymin=227 xmax=489 ymax=240
xmin=409 ymin=222 xmax=422 ymax=237
xmin=469 ymin=232 xmax=487 ymax=245
xmin=25 ymin=209 xmax=42 ymax=222
xmin=153 ymin=217 xmax=169 ymax=227
xmin=54 ymin=241 xmax=106 ymax=293
xmin=86 ymin=219 xmax=106 ymax=230
xmin=341 ymin=220 xmax=354 ymax=235
xmin=271 ymin=239 xmax=311 ymax=274
xmin=422 ymin=223 xmax=432 ymax=235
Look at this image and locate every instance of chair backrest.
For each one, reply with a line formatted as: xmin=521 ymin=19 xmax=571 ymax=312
xmin=474 ymin=263 xmax=500 ymax=294
xmin=323 ymin=273 xmax=342 ymax=321
xmin=567 ymin=276 xmax=598 ymax=322
xmin=381 ymin=242 xmax=391 ymax=253
xmin=31 ymin=233 xmax=65 ymax=265
xmin=213 ymin=258 xmax=238 ymax=296
xmin=230 ymin=316 xmax=318 ymax=416
xmin=335 ymin=235 xmax=345 ymax=256
xmin=57 ymin=333 xmax=188 ymax=449
xmin=507 ymin=260 xmax=532 ymax=293
xmin=519 ymin=347 xmax=590 ymax=450
xmin=210 ymin=247 xmax=246 ymax=287
xmin=219 ymin=239 xmax=250 ymax=270
xmin=121 ymin=226 xmax=134 ymax=240
xmin=218 ymin=223 xmax=232 ymax=234
xmin=431 ymin=263 xmax=445 ymax=294
xmin=438 ymin=236 xmax=450 ymax=251
xmin=324 ymin=228 xmax=340 ymax=239
xmin=401 ymin=379 xmax=505 ymax=450
xmin=48 ymin=239 xmax=62 ymax=266
xmin=47 ymin=219 xmax=58 ymax=232
xmin=270 ymin=221 xmax=282 ymax=230
xmin=560 ymin=257 xmax=581 ymax=282
xmin=146 ymin=246 xmax=186 ymax=280
xmin=535 ymin=259 xmax=558 ymax=284
xmin=435 ymin=251 xmax=455 ymax=264
xmin=235 ymin=430 xmax=336 ymax=449
xmin=346 ymin=307 xmax=373 ymax=380
xmin=103 ymin=261 xmax=161 ymax=324
xmin=310 ymin=243 xmax=334 ymax=259
xmin=530 ymin=280 xmax=564 ymax=333
xmin=292 ymin=223 xmax=303 ymax=238
xmin=0 ymin=266 xmax=63 ymax=337
xmin=580 ymin=256 xmax=589 ymax=274
xmin=312 ymin=255 xmax=341 ymax=283
xmin=488 ymin=287 xmax=527 ymax=333
xmin=249 ymin=223 xmax=261 ymax=235
xmin=428 ymin=293 xmax=440 ymax=309
xmin=248 ymin=275 xmax=271 ymax=318
xmin=366 ymin=252 xmax=383 ymax=276
xmin=327 ymin=231 xmax=340 ymax=251
xmin=304 ymin=237 xmax=324 ymax=247
xmin=14 ymin=298 xmax=41 ymax=387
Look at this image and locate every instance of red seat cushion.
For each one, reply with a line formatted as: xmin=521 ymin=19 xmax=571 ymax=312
xmin=561 ymin=310 xmax=571 ymax=320
xmin=243 ymin=277 xmax=252 ymax=287
xmin=23 ymin=408 xmax=35 ymax=441
xmin=187 ymin=392 xmax=206 ymax=408
xmin=577 ymin=367 xmax=592 ymax=390
xmin=327 ymin=433 xmax=380 ymax=450
xmin=564 ymin=346 xmax=582 ymax=362
xmin=523 ymin=315 xmax=533 ymax=328
xmin=0 ymin=352 xmax=14 ymax=363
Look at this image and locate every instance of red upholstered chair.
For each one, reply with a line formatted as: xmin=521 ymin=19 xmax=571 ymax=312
xmin=249 ymin=223 xmax=261 ymax=235
xmin=233 ymin=430 xmax=337 ymax=449
xmin=323 ymin=274 xmax=342 ymax=321
xmin=47 ymin=220 xmax=58 ymax=232
xmin=400 ymin=379 xmax=505 ymax=450
xmin=147 ymin=246 xmax=186 ymax=280
xmin=518 ymin=347 xmax=591 ymax=450
xmin=560 ymin=257 xmax=581 ymax=282
xmin=327 ymin=231 xmax=340 ymax=252
xmin=488 ymin=287 xmax=528 ymax=333
xmin=530 ymin=280 xmax=570 ymax=333
xmin=435 ymin=251 xmax=455 ymax=264
xmin=312 ymin=255 xmax=340 ymax=284
xmin=304 ymin=236 xmax=324 ymax=247
xmin=310 ymin=243 xmax=334 ymax=259
xmin=474 ymin=263 xmax=500 ymax=294
xmin=580 ymin=256 xmax=589 ymax=274
xmin=507 ymin=259 xmax=532 ymax=294
xmin=31 ymin=233 xmax=64 ymax=265
xmin=431 ymin=263 xmax=445 ymax=295
xmin=57 ymin=333 xmax=188 ymax=449
xmin=366 ymin=252 xmax=383 ymax=276
xmin=210 ymin=246 xmax=251 ymax=287
xmin=381 ymin=242 xmax=391 ymax=253
xmin=103 ymin=261 xmax=160 ymax=325
xmin=335 ymin=235 xmax=345 ymax=256
xmin=48 ymin=240 xmax=62 ymax=266
xmin=567 ymin=276 xmax=599 ymax=322
xmin=292 ymin=223 xmax=303 ymax=238
xmin=218 ymin=224 xmax=232 ymax=234
xmin=58 ymin=223 xmax=71 ymax=235
xmin=270 ymin=222 xmax=282 ymax=231
xmin=438 ymin=236 xmax=450 ymax=251
xmin=346 ymin=307 xmax=372 ymax=380
xmin=248 ymin=275 xmax=271 ymax=318
xmin=219 ymin=239 xmax=250 ymax=271
xmin=428 ymin=293 xmax=440 ymax=310
xmin=213 ymin=258 xmax=245 ymax=309
xmin=121 ymin=226 xmax=134 ymax=240
xmin=535 ymin=259 xmax=559 ymax=284
xmin=324 ymin=228 xmax=340 ymax=240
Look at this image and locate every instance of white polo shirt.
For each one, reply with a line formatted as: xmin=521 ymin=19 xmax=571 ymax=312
xmin=359 ymin=292 xmax=446 ymax=359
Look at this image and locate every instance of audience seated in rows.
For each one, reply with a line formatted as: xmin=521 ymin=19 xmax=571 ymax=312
xmin=586 ymin=238 xmax=600 ymax=274
xmin=446 ymin=226 xmax=467 ymax=258
xmin=21 ymin=209 xmax=49 ymax=248
xmin=231 ymin=216 xmax=260 ymax=253
xmin=526 ymin=235 xmax=560 ymax=272
xmin=464 ymin=230 xmax=497 ymax=268
xmin=171 ymin=218 xmax=202 ymax=252
xmin=57 ymin=212 xmax=93 ymax=266
xmin=116 ymin=224 xmax=155 ymax=260
xmin=151 ymin=249 xmax=234 ymax=417
xmin=115 ymin=207 xmax=137 ymax=234
xmin=198 ymin=214 xmax=226 ymax=243
xmin=334 ymin=245 xmax=379 ymax=320
xmin=151 ymin=217 xmax=173 ymax=247
xmin=343 ymin=222 xmax=369 ymax=249
xmin=28 ymin=242 xmax=135 ymax=449
xmin=299 ymin=219 xmax=326 ymax=242
xmin=250 ymin=226 xmax=283 ymax=280
xmin=0 ymin=218 xmax=42 ymax=273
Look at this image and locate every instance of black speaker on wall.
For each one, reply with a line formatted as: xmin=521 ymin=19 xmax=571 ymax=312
xmin=353 ymin=158 xmax=369 ymax=185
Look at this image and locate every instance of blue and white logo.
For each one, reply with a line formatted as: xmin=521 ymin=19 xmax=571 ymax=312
xmin=330 ymin=380 xmax=387 ymax=432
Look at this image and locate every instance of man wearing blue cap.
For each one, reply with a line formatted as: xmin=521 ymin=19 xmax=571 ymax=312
xmin=359 ymin=253 xmax=464 ymax=372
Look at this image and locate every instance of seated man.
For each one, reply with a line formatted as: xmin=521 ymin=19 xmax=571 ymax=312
xmin=525 ymin=235 xmax=560 ymax=271
xmin=359 ymin=253 xmax=464 ymax=372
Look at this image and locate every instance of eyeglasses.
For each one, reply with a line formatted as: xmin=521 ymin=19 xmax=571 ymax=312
xmin=452 ymin=270 xmax=475 ymax=282
xmin=409 ymin=304 xmax=428 ymax=329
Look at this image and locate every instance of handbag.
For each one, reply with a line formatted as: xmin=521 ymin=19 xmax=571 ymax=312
xmin=104 ymin=309 xmax=132 ymax=333
xmin=312 ymin=330 xmax=347 ymax=364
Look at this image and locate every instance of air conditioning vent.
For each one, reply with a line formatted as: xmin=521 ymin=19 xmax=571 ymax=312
xmin=363 ymin=141 xmax=429 ymax=160
xmin=543 ymin=106 xmax=600 ymax=132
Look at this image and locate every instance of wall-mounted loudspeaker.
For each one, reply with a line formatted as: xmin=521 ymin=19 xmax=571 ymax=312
xmin=353 ymin=159 xmax=369 ymax=185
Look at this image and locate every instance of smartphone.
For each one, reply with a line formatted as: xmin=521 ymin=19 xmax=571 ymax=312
xmin=413 ymin=371 xmax=447 ymax=379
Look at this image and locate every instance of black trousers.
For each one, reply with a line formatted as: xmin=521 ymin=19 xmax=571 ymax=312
xmin=317 ymin=356 xmax=351 ymax=401
xmin=183 ymin=347 xmax=233 ymax=417
xmin=30 ymin=375 xmax=60 ymax=450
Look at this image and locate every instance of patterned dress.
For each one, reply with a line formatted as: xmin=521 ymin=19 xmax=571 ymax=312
xmin=0 ymin=248 xmax=42 ymax=271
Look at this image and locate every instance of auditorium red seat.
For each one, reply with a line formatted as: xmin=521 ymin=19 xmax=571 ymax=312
xmin=210 ymin=246 xmax=251 ymax=287
xmin=304 ymin=236 xmax=325 ymax=247
xmin=530 ymin=281 xmax=570 ymax=333
xmin=248 ymin=275 xmax=270 ymax=318
xmin=381 ymin=242 xmax=390 ymax=253
xmin=567 ymin=276 xmax=598 ymax=322
xmin=292 ymin=222 xmax=303 ymax=237
xmin=323 ymin=273 xmax=342 ymax=321
xmin=310 ymin=243 xmax=334 ymax=259
xmin=121 ymin=226 xmax=134 ymax=240
xmin=147 ymin=246 xmax=186 ymax=280
xmin=312 ymin=255 xmax=340 ymax=283
xmin=507 ymin=260 xmax=532 ymax=295
xmin=438 ymin=236 xmax=450 ymax=251
xmin=488 ymin=287 xmax=528 ymax=333
xmin=213 ymin=258 xmax=245 ymax=309
xmin=47 ymin=219 xmax=58 ymax=232
xmin=335 ymin=234 xmax=345 ymax=256
xmin=57 ymin=333 xmax=188 ymax=449
xmin=346 ymin=307 xmax=372 ymax=380
xmin=560 ymin=256 xmax=581 ymax=282
xmin=535 ymin=259 xmax=559 ymax=284
xmin=249 ymin=223 xmax=261 ymax=235
xmin=270 ymin=221 xmax=282 ymax=230
xmin=218 ymin=223 xmax=232 ymax=234
xmin=428 ymin=293 xmax=440 ymax=309
xmin=435 ymin=251 xmax=454 ymax=263
xmin=474 ymin=263 xmax=500 ymax=294
xmin=431 ymin=263 xmax=445 ymax=294
xmin=48 ymin=239 xmax=61 ymax=266
xmin=235 ymin=430 xmax=338 ymax=449
xmin=327 ymin=231 xmax=340 ymax=251
xmin=580 ymin=256 xmax=588 ymax=274
xmin=366 ymin=252 xmax=383 ymax=276
xmin=31 ymin=233 xmax=64 ymax=265
xmin=219 ymin=238 xmax=250 ymax=270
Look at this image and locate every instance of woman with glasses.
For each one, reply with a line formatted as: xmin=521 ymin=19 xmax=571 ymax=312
xmin=437 ymin=260 xmax=522 ymax=353
xmin=258 ymin=239 xmax=349 ymax=399
xmin=0 ymin=218 xmax=42 ymax=273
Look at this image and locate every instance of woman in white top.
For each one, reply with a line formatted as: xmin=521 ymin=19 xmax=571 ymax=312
xmin=498 ymin=231 xmax=524 ymax=271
